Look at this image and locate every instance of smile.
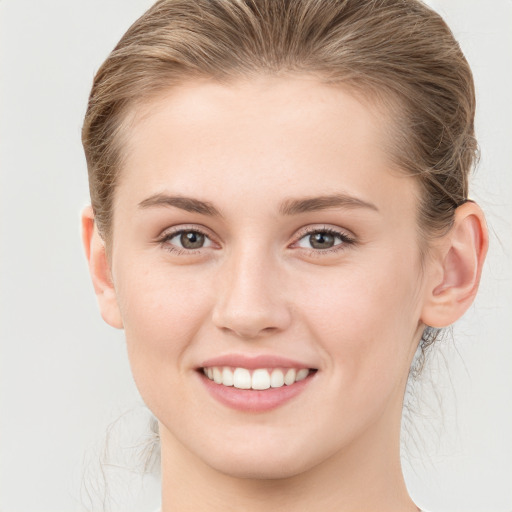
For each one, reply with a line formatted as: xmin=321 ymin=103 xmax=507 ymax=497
xmin=202 ymin=366 xmax=312 ymax=390
xmin=198 ymin=355 xmax=318 ymax=412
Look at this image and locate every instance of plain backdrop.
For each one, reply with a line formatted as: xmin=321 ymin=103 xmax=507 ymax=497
xmin=1 ymin=1 xmax=511 ymax=511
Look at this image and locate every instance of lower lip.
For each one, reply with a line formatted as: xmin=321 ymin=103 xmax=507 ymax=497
xmin=199 ymin=371 xmax=315 ymax=412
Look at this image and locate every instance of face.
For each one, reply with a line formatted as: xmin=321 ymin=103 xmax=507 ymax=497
xmin=108 ymin=76 xmax=428 ymax=479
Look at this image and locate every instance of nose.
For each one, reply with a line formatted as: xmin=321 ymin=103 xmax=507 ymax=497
xmin=211 ymin=247 xmax=292 ymax=339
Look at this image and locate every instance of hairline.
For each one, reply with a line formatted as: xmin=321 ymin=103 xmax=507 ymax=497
xmin=99 ymin=72 xmax=435 ymax=261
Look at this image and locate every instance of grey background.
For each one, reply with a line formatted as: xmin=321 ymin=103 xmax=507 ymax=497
xmin=1 ymin=0 xmax=511 ymax=511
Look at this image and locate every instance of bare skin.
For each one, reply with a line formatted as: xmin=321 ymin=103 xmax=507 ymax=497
xmin=82 ymin=75 xmax=488 ymax=511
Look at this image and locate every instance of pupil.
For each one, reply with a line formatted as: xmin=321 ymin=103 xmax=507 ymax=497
xmin=310 ymin=232 xmax=334 ymax=249
xmin=181 ymin=231 xmax=204 ymax=249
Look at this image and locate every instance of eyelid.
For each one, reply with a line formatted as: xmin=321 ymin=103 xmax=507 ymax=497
xmin=155 ymin=223 xmax=356 ymax=255
xmin=290 ymin=225 xmax=356 ymax=253
xmin=157 ymin=224 xmax=219 ymax=252
xmin=292 ymin=224 xmax=355 ymax=243
xmin=158 ymin=224 xmax=215 ymax=240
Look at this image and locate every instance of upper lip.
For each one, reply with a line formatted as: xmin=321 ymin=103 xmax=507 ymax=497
xmin=199 ymin=354 xmax=316 ymax=370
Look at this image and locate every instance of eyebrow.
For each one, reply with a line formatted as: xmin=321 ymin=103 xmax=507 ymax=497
xmin=279 ymin=194 xmax=379 ymax=215
xmin=138 ymin=194 xmax=222 ymax=217
xmin=137 ymin=192 xmax=379 ymax=217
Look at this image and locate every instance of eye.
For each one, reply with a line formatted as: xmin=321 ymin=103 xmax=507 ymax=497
xmin=161 ymin=229 xmax=213 ymax=251
xmin=295 ymin=228 xmax=354 ymax=251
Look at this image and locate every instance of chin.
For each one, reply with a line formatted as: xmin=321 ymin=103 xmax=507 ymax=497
xmin=209 ymin=456 xmax=307 ymax=480
xmin=197 ymin=437 xmax=319 ymax=481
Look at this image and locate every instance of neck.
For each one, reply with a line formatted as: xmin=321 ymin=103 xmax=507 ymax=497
xmin=160 ymin=404 xmax=418 ymax=512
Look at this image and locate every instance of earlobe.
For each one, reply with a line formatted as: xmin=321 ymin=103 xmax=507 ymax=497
xmin=81 ymin=206 xmax=124 ymax=329
xmin=421 ymin=201 xmax=488 ymax=329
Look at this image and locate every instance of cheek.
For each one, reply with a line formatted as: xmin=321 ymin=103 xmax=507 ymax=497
xmin=117 ymin=256 xmax=210 ymax=330
xmin=293 ymin=251 xmax=422 ymax=386
xmin=114 ymin=259 xmax=213 ymax=389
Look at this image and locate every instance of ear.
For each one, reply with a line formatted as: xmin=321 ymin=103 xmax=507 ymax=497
xmin=421 ymin=201 xmax=488 ymax=329
xmin=81 ymin=206 xmax=123 ymax=329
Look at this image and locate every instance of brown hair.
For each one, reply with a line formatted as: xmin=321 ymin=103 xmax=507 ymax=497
xmin=83 ymin=0 xmax=476 ymax=248
xmin=82 ymin=0 xmax=476 ymax=281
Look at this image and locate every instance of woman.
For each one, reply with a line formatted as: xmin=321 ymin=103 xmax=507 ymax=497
xmin=81 ymin=1 xmax=488 ymax=510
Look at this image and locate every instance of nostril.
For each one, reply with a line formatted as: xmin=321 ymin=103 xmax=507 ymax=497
xmin=215 ymin=323 xmax=281 ymax=340
xmin=211 ymin=270 xmax=292 ymax=337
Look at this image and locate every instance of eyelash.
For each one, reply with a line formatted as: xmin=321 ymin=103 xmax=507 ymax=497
xmin=293 ymin=226 xmax=356 ymax=256
xmin=158 ymin=226 xmax=213 ymax=256
xmin=157 ymin=226 xmax=356 ymax=256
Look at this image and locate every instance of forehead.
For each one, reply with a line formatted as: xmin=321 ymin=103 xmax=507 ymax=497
xmin=117 ymin=75 xmax=417 ymax=217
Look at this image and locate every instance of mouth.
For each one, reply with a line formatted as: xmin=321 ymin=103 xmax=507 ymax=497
xmin=201 ymin=366 xmax=316 ymax=390
xmin=197 ymin=359 xmax=318 ymax=412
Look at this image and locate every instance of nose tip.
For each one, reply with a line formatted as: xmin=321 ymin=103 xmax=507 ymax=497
xmin=212 ymin=310 xmax=282 ymax=340
xmin=211 ymin=256 xmax=291 ymax=340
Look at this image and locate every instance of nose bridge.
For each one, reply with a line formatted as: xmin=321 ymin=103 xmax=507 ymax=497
xmin=212 ymin=242 xmax=290 ymax=338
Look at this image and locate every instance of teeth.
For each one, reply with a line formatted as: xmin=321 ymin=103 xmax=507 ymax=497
xmin=233 ymin=368 xmax=251 ymax=389
xmin=213 ymin=367 xmax=223 ymax=384
xmin=203 ymin=366 xmax=312 ymax=389
xmin=284 ymin=368 xmax=296 ymax=385
xmin=251 ymin=369 xmax=270 ymax=390
xmin=222 ymin=367 xmax=234 ymax=386
xmin=270 ymin=369 xmax=284 ymax=388
xmin=296 ymin=368 xmax=309 ymax=381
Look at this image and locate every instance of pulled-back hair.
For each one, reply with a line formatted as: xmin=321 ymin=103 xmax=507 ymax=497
xmin=83 ymin=0 xmax=476 ymax=251
xmin=82 ymin=0 xmax=476 ymax=307
xmin=80 ymin=7 xmax=480 ymax=495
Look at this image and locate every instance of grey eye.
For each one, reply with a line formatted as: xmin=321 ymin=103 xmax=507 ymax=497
xmin=180 ymin=231 xmax=205 ymax=249
xmin=166 ymin=230 xmax=212 ymax=250
xmin=297 ymin=230 xmax=346 ymax=250
xmin=309 ymin=232 xmax=335 ymax=249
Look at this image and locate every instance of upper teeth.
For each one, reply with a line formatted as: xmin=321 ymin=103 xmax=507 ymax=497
xmin=203 ymin=367 xmax=310 ymax=390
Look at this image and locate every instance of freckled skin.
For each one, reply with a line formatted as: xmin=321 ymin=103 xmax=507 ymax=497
xmin=106 ymin=76 xmax=435 ymax=511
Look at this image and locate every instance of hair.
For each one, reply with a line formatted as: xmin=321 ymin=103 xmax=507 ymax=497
xmin=82 ymin=0 xmax=477 ymax=354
